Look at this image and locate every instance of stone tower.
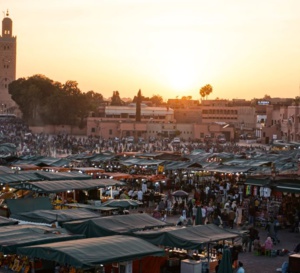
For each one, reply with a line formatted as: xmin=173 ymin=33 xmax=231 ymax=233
xmin=0 ymin=10 xmax=17 ymax=113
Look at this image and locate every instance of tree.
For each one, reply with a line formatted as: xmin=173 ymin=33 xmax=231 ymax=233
xmin=150 ymin=94 xmax=163 ymax=106
xmin=9 ymin=74 xmax=105 ymax=126
xmin=110 ymin=91 xmax=125 ymax=106
xmin=199 ymin=84 xmax=213 ymax=100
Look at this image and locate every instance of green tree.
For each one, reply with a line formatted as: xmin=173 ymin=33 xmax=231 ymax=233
xmin=9 ymin=74 xmax=104 ymax=126
xmin=199 ymin=84 xmax=213 ymax=100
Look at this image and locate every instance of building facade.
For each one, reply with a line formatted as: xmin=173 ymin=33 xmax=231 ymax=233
xmin=0 ymin=11 xmax=17 ymax=113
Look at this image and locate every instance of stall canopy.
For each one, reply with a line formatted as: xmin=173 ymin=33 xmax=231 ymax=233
xmin=63 ymin=214 xmax=173 ymax=237
xmin=0 ymin=216 xmax=18 ymax=226
xmin=6 ymin=197 xmax=53 ymax=215
xmin=10 ymin=209 xmax=100 ymax=226
xmin=14 ymin=179 xmax=126 ymax=193
xmin=0 ymin=225 xmax=84 ymax=254
xmin=17 ymin=235 xmax=165 ymax=269
xmin=134 ymin=224 xmax=241 ymax=249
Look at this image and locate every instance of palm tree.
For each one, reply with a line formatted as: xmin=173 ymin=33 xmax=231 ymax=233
xmin=199 ymin=84 xmax=213 ymax=100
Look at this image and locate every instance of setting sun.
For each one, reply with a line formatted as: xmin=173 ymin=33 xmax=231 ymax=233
xmin=2 ymin=0 xmax=300 ymax=101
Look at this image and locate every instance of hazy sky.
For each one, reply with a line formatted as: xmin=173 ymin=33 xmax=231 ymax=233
xmin=2 ymin=0 xmax=300 ymax=101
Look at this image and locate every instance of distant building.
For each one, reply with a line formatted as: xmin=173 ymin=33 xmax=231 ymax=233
xmin=0 ymin=11 xmax=17 ymax=113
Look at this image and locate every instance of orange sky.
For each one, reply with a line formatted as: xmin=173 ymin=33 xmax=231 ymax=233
xmin=2 ymin=0 xmax=300 ymax=101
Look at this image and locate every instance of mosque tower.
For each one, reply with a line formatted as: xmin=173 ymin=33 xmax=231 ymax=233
xmin=0 ymin=10 xmax=17 ymax=114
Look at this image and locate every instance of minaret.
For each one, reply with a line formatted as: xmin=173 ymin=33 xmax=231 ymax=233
xmin=0 ymin=10 xmax=17 ymax=113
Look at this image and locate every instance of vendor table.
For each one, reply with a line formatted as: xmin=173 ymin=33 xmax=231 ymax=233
xmin=289 ymin=254 xmax=300 ymax=273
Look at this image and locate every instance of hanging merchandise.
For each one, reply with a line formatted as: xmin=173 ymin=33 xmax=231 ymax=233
xmin=246 ymin=185 xmax=251 ymax=196
xmin=264 ymin=187 xmax=271 ymax=198
xmin=259 ymin=186 xmax=264 ymax=197
xmin=253 ymin=186 xmax=258 ymax=196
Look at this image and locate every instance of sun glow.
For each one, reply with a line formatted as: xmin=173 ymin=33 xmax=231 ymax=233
xmin=158 ymin=50 xmax=202 ymax=95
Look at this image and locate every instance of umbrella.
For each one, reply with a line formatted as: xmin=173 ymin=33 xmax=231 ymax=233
xmin=172 ymin=190 xmax=189 ymax=198
xmin=195 ymin=206 xmax=203 ymax=225
xmin=217 ymin=248 xmax=233 ymax=273
xmin=101 ymin=199 xmax=143 ymax=209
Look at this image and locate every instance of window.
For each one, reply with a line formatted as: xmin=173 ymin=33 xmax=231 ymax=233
xmin=91 ymin=128 xmax=96 ymax=133
xmin=109 ymin=129 xmax=112 ymax=135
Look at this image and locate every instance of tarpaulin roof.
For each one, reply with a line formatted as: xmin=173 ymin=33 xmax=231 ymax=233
xmin=0 ymin=216 xmax=18 ymax=226
xmin=17 ymin=235 xmax=165 ymax=268
xmin=134 ymin=224 xmax=241 ymax=249
xmin=10 ymin=209 xmax=100 ymax=225
xmin=0 ymin=166 xmax=14 ymax=174
xmin=164 ymin=161 xmax=202 ymax=170
xmin=35 ymin=171 xmax=92 ymax=181
xmin=0 ymin=171 xmax=91 ymax=185
xmin=0 ymin=172 xmax=42 ymax=184
xmin=64 ymin=203 xmax=118 ymax=212
xmin=119 ymin=158 xmax=165 ymax=167
xmin=12 ymin=156 xmax=71 ymax=167
xmin=6 ymin=197 xmax=53 ymax=215
xmin=14 ymin=179 xmax=126 ymax=193
xmin=87 ymin=154 xmax=117 ymax=162
xmin=0 ymin=225 xmax=84 ymax=254
xmin=63 ymin=214 xmax=173 ymax=237
xmin=208 ymin=165 xmax=253 ymax=174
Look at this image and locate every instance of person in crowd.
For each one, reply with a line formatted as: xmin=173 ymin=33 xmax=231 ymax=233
xmin=212 ymin=212 xmax=223 ymax=227
xmin=158 ymin=199 xmax=165 ymax=212
xmin=201 ymin=204 xmax=207 ymax=224
xmin=253 ymin=236 xmax=262 ymax=254
xmin=236 ymin=261 xmax=245 ymax=273
xmin=248 ymin=225 xmax=259 ymax=252
xmin=137 ymin=189 xmax=143 ymax=202
xmin=241 ymin=231 xmax=250 ymax=252
xmin=192 ymin=204 xmax=198 ymax=224
xmin=231 ymin=200 xmax=237 ymax=211
xmin=224 ymin=199 xmax=231 ymax=210
xmin=176 ymin=213 xmax=186 ymax=226
xmin=265 ymin=217 xmax=280 ymax=245
xmin=248 ymin=204 xmax=256 ymax=225
xmin=264 ymin=236 xmax=274 ymax=251
xmin=221 ymin=209 xmax=229 ymax=228
xmin=231 ymin=244 xmax=240 ymax=269
xmin=228 ymin=208 xmax=236 ymax=229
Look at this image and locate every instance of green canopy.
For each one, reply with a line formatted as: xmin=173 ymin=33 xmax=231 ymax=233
xmin=6 ymin=197 xmax=53 ymax=215
xmin=0 ymin=225 xmax=84 ymax=254
xmin=0 ymin=173 xmax=41 ymax=185
xmin=10 ymin=209 xmax=100 ymax=225
xmin=63 ymin=214 xmax=173 ymax=237
xmin=134 ymin=224 xmax=241 ymax=249
xmin=14 ymin=179 xmax=126 ymax=193
xmin=17 ymin=235 xmax=165 ymax=269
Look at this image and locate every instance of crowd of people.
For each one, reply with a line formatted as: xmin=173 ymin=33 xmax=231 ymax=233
xmin=0 ymin=116 xmax=270 ymax=158
xmin=1 ymin=117 xmax=300 ymax=273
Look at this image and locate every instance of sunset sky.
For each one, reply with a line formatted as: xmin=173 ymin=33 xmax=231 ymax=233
xmin=2 ymin=0 xmax=300 ymax=101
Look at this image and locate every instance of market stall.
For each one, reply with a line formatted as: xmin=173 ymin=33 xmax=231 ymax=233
xmin=17 ymin=235 xmax=165 ymax=271
xmin=63 ymin=213 xmax=173 ymax=237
